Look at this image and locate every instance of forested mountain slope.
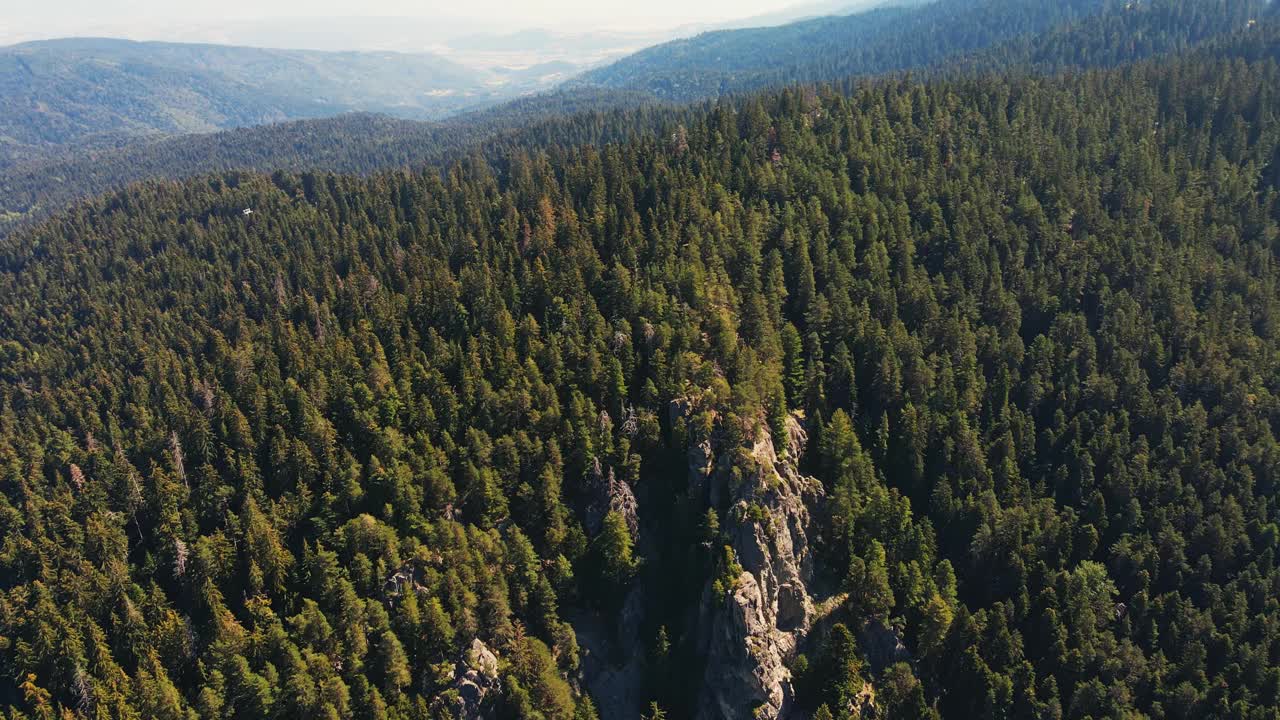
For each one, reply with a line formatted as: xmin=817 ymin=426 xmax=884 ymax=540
xmin=1 ymin=0 xmax=1266 ymax=243
xmin=957 ymin=0 xmax=1273 ymax=71
xmin=577 ymin=0 xmax=1119 ymax=100
xmin=0 ymin=37 xmax=549 ymax=168
xmin=0 ymin=87 xmax=665 ymax=239
xmin=2 ymin=29 xmax=1280 ymax=720
xmin=580 ymin=0 xmax=1274 ymax=101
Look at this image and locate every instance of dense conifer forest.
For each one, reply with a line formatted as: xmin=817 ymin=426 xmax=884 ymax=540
xmin=4 ymin=0 xmax=1269 ymax=242
xmin=0 ymin=88 xmax=667 ymax=240
xmin=3 ymin=4 xmax=1280 ymax=720
xmin=578 ymin=0 xmax=1270 ymax=99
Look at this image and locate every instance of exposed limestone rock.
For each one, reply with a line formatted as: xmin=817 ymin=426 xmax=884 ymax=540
xmin=777 ymin=582 xmax=808 ymax=631
xmin=382 ymin=560 xmax=428 ymax=603
xmin=689 ymin=436 xmax=715 ymax=488
xmin=572 ymin=425 xmax=652 ymax=720
xmin=693 ymin=411 xmax=825 ymax=720
xmin=440 ymin=639 xmax=500 ymax=720
xmin=467 ymin=639 xmax=499 ymax=677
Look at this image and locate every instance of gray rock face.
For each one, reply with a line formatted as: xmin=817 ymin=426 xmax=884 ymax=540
xmin=858 ymin=618 xmax=910 ymax=674
xmin=442 ymin=639 xmax=500 ymax=720
xmin=382 ymin=561 xmax=428 ymax=601
xmin=693 ymin=412 xmax=825 ymax=720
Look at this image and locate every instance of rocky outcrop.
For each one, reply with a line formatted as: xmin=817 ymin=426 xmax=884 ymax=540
xmin=435 ymin=639 xmax=500 ymax=720
xmin=689 ymin=407 xmax=825 ymax=720
xmin=382 ymin=560 xmax=429 ymax=601
xmin=384 ymin=564 xmax=501 ymax=719
xmin=858 ymin=618 xmax=910 ymax=674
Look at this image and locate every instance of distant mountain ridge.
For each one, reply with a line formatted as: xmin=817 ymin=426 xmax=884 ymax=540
xmin=0 ymin=37 xmax=560 ymax=168
xmin=0 ymin=0 xmax=1270 ymax=239
xmin=578 ymin=0 xmax=1274 ymax=101
xmin=575 ymin=0 xmax=1110 ymax=99
xmin=0 ymin=86 xmax=664 ymax=235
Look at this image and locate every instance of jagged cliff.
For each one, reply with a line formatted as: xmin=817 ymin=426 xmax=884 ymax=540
xmin=685 ymin=408 xmax=826 ymax=720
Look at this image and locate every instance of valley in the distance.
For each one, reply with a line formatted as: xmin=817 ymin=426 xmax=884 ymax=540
xmin=2 ymin=1 xmax=1280 ymax=719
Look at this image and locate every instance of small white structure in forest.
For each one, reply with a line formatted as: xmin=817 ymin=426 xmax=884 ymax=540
xmin=242 ymin=208 xmax=254 ymax=216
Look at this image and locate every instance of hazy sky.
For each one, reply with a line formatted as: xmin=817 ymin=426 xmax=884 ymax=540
xmin=0 ymin=0 xmax=802 ymax=41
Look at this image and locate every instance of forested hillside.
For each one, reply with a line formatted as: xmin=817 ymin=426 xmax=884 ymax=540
xmin=579 ymin=0 xmax=1245 ymax=100
xmin=957 ymin=0 xmax=1274 ymax=71
xmin=2 ymin=22 xmax=1280 ymax=719
xmin=1 ymin=0 xmax=1266 ymax=243
xmin=0 ymin=87 xmax=663 ymax=238
xmin=581 ymin=0 xmax=1070 ymax=98
xmin=0 ymin=38 xmax=556 ymax=168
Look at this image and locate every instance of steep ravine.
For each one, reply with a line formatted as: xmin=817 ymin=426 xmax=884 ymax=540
xmin=570 ymin=403 xmax=839 ymax=720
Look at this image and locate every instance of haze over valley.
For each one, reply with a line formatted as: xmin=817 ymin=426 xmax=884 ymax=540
xmin=2 ymin=2 xmax=1280 ymax=719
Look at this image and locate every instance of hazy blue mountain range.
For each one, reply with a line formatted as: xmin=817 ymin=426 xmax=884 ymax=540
xmin=0 ymin=37 xmax=567 ymax=167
